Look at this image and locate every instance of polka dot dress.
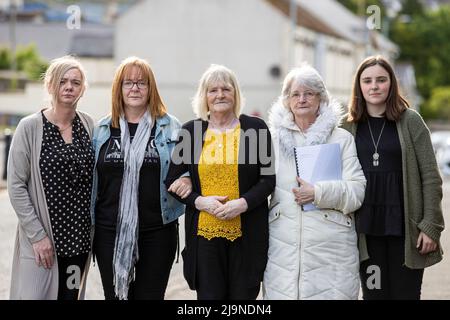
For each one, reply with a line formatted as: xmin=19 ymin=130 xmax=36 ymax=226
xmin=40 ymin=112 xmax=94 ymax=257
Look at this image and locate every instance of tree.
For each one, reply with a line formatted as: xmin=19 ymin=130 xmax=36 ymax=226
xmin=426 ymin=86 xmax=450 ymax=120
xmin=391 ymin=5 xmax=450 ymax=117
xmin=0 ymin=47 xmax=12 ymax=70
xmin=15 ymin=45 xmax=48 ymax=80
xmin=0 ymin=45 xmax=48 ymax=81
xmin=336 ymin=0 xmax=387 ymax=16
xmin=400 ymin=0 xmax=425 ymax=16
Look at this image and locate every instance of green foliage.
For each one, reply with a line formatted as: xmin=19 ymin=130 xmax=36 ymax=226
xmin=391 ymin=5 xmax=450 ymax=118
xmin=400 ymin=0 xmax=425 ymax=16
xmin=424 ymin=86 xmax=450 ymax=120
xmin=0 ymin=47 xmax=12 ymax=70
xmin=0 ymin=44 xmax=48 ymax=80
xmin=15 ymin=45 xmax=49 ymax=80
xmin=336 ymin=0 xmax=387 ymax=16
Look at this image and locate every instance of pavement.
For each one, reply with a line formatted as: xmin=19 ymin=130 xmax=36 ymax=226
xmin=0 ymin=178 xmax=449 ymax=300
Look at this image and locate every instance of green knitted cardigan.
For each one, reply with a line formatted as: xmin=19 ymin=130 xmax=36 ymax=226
xmin=341 ymin=108 xmax=444 ymax=269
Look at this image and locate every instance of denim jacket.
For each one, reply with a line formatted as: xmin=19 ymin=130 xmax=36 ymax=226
xmin=89 ymin=113 xmax=185 ymax=225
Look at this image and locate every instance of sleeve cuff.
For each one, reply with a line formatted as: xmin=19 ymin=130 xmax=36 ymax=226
xmin=418 ymin=220 xmax=441 ymax=242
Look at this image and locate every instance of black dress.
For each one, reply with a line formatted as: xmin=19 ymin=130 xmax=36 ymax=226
xmin=355 ymin=116 xmax=404 ymax=236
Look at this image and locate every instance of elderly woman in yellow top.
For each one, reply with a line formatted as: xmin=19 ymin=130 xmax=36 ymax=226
xmin=165 ymin=64 xmax=275 ymax=299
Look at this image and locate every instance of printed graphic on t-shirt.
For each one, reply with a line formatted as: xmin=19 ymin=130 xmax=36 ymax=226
xmin=103 ymin=131 xmax=159 ymax=164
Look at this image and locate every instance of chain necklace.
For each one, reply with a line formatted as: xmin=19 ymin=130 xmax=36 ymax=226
xmin=367 ymin=118 xmax=386 ymax=167
xmin=58 ymin=123 xmax=72 ymax=132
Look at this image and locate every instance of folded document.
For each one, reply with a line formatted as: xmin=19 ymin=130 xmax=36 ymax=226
xmin=294 ymin=143 xmax=342 ymax=211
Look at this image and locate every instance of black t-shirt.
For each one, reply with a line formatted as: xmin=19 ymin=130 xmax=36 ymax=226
xmin=95 ymin=123 xmax=163 ymax=231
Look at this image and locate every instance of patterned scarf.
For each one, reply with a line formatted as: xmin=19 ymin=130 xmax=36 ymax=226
xmin=113 ymin=111 xmax=152 ymax=300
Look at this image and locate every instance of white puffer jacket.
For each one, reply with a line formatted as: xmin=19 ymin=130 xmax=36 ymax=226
xmin=263 ymin=99 xmax=366 ymax=300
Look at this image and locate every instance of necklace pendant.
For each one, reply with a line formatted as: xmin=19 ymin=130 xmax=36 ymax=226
xmin=373 ymin=152 xmax=379 ymax=160
xmin=373 ymin=152 xmax=379 ymax=166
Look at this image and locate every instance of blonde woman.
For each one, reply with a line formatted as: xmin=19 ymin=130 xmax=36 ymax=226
xmin=91 ymin=57 xmax=187 ymax=300
xmin=8 ymin=55 xmax=94 ymax=299
xmin=166 ymin=64 xmax=275 ymax=299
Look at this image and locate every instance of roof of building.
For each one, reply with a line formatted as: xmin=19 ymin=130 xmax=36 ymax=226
xmin=267 ymin=0 xmax=398 ymax=52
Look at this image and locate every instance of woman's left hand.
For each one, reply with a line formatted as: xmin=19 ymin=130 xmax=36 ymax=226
xmin=292 ymin=177 xmax=315 ymax=206
xmin=417 ymin=231 xmax=437 ymax=255
xmin=213 ymin=198 xmax=248 ymax=220
xmin=168 ymin=176 xmax=192 ymax=199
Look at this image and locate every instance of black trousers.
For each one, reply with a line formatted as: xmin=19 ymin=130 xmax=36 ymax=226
xmin=57 ymin=253 xmax=89 ymax=300
xmin=94 ymin=223 xmax=177 ymax=300
xmin=196 ymin=236 xmax=260 ymax=300
xmin=359 ymin=235 xmax=424 ymax=300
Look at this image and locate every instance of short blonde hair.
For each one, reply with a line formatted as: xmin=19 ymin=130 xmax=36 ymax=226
xmin=192 ymin=64 xmax=243 ymax=120
xmin=111 ymin=56 xmax=166 ymax=128
xmin=43 ymin=55 xmax=87 ymax=106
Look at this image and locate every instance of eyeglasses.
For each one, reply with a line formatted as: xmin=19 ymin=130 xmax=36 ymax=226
xmin=289 ymin=91 xmax=318 ymax=100
xmin=122 ymin=80 xmax=148 ymax=89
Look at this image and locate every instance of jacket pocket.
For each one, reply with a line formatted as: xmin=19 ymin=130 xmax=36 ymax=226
xmin=322 ymin=210 xmax=353 ymax=228
xmin=268 ymin=204 xmax=281 ymax=223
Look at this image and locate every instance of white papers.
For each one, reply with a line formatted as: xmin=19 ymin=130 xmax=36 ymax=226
xmin=294 ymin=143 xmax=342 ymax=211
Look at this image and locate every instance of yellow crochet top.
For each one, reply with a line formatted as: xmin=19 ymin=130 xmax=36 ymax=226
xmin=197 ymin=124 xmax=242 ymax=241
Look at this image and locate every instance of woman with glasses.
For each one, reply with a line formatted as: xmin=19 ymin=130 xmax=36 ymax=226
xmin=8 ymin=56 xmax=94 ymax=299
xmin=165 ymin=64 xmax=275 ymax=299
xmin=91 ymin=56 xmax=189 ymax=300
xmin=342 ymin=56 xmax=444 ymax=300
xmin=263 ymin=64 xmax=366 ymax=299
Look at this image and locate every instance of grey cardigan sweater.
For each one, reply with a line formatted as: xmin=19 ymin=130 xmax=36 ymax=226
xmin=342 ymin=108 xmax=444 ymax=269
xmin=7 ymin=109 xmax=94 ymax=299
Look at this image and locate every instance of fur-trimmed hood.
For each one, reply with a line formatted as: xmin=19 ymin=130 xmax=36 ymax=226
xmin=268 ymin=98 xmax=345 ymax=158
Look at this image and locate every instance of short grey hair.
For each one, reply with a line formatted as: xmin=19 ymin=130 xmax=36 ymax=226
xmin=192 ymin=64 xmax=244 ymax=120
xmin=279 ymin=63 xmax=329 ymax=109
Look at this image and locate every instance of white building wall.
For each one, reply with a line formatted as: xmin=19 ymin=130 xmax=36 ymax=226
xmin=115 ymin=0 xmax=288 ymax=121
xmin=293 ymin=27 xmax=361 ymax=106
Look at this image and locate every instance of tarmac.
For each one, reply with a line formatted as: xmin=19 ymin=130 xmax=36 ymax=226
xmin=0 ymin=178 xmax=449 ymax=300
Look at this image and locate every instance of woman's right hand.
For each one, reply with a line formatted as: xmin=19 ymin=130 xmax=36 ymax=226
xmin=168 ymin=176 xmax=192 ymax=199
xmin=32 ymin=236 xmax=54 ymax=269
xmin=194 ymin=196 xmax=228 ymax=215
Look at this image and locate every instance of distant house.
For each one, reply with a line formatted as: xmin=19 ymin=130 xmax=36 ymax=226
xmin=115 ymin=0 xmax=399 ymax=121
xmin=0 ymin=0 xmax=406 ymax=124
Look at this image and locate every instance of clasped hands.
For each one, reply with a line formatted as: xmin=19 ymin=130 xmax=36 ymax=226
xmin=195 ymin=196 xmax=248 ymax=220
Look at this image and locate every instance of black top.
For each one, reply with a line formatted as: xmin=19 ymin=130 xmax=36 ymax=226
xmin=95 ymin=123 xmax=164 ymax=231
xmin=165 ymin=114 xmax=276 ymax=290
xmin=355 ymin=116 xmax=404 ymax=236
xmin=39 ymin=112 xmax=94 ymax=257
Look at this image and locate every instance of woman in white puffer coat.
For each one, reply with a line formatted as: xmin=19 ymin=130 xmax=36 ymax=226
xmin=263 ymin=65 xmax=366 ymax=300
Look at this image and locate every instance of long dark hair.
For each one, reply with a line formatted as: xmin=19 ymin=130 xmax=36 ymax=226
xmin=347 ymin=55 xmax=409 ymax=122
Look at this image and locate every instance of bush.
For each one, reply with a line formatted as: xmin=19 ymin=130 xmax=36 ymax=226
xmin=423 ymin=86 xmax=450 ymax=120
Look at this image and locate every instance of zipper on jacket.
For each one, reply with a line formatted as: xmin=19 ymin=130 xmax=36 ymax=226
xmin=297 ymin=205 xmax=304 ymax=299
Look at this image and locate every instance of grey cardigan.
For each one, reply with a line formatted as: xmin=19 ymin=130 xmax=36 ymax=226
xmin=7 ymin=109 xmax=94 ymax=300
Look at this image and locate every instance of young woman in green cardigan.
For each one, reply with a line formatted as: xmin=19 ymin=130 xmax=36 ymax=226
xmin=342 ymin=55 xmax=444 ymax=300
